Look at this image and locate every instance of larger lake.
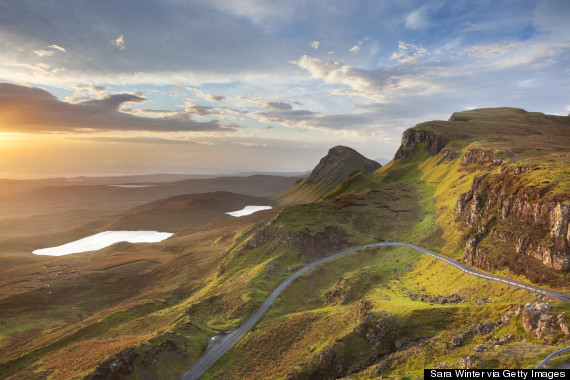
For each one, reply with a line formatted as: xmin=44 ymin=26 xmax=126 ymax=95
xmin=32 ymin=231 xmax=174 ymax=256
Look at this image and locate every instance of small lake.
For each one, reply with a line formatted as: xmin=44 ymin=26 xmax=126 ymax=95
xmin=32 ymin=231 xmax=174 ymax=256
xmin=225 ymin=205 xmax=272 ymax=217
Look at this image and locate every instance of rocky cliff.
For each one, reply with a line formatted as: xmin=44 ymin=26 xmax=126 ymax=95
xmin=455 ymin=163 xmax=569 ymax=283
xmin=394 ymin=129 xmax=448 ymax=159
xmin=392 ymin=112 xmax=569 ymax=286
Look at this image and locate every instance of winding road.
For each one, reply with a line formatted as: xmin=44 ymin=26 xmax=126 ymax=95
xmin=180 ymin=242 xmax=570 ymax=380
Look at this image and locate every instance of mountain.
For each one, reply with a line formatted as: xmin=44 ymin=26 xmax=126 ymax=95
xmin=277 ymin=145 xmax=381 ymax=204
xmin=1 ymin=108 xmax=569 ymax=379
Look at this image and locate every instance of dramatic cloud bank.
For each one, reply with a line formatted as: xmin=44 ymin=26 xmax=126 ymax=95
xmin=0 ymin=0 xmax=568 ymax=176
xmin=0 ymin=83 xmax=240 ymax=133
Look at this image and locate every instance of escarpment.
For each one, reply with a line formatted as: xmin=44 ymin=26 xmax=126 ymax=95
xmin=394 ymin=129 xmax=448 ymax=159
xmin=455 ymin=164 xmax=569 ymax=282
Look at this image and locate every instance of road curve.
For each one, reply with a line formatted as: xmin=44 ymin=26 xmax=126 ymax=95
xmin=180 ymin=242 xmax=570 ymax=380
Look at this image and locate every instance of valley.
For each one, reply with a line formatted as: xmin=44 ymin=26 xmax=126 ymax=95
xmin=0 ymin=108 xmax=569 ymax=379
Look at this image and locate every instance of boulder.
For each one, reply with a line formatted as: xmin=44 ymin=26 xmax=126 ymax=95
xmin=474 ymin=322 xmax=496 ymax=335
xmin=535 ymin=302 xmax=552 ymax=312
xmin=522 ymin=303 xmax=542 ymax=331
xmin=451 ymin=332 xmax=467 ymax=347
xmin=558 ymin=312 xmax=570 ymax=335
xmin=474 ymin=344 xmax=489 ymax=353
xmin=457 ymin=356 xmax=476 ymax=369
xmin=536 ymin=314 xmax=559 ymax=340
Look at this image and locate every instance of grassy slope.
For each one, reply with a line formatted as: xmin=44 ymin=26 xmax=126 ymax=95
xmin=1 ymin=108 xmax=568 ymax=379
xmin=277 ymin=146 xmax=380 ymax=205
xmin=0 ymin=210 xmax=279 ymax=379
xmin=200 ymin=109 xmax=569 ymax=379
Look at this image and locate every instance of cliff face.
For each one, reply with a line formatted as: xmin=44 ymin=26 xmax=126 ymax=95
xmin=455 ymin=164 xmax=570 ymax=281
xmin=394 ymin=129 xmax=448 ymax=159
xmin=391 ymin=118 xmax=568 ymax=285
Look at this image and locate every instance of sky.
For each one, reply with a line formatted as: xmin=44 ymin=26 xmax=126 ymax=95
xmin=0 ymin=0 xmax=569 ymax=178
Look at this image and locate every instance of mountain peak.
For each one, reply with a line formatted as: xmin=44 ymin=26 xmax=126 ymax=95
xmin=306 ymin=145 xmax=380 ymax=186
xmin=278 ymin=146 xmax=380 ymax=204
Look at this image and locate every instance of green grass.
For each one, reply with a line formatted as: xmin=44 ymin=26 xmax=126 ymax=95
xmin=4 ymin=108 xmax=568 ymax=379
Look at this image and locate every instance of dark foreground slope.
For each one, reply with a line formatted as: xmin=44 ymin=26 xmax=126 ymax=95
xmin=1 ymin=108 xmax=569 ymax=379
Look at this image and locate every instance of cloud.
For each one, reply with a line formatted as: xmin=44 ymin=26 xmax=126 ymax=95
xmin=33 ymin=49 xmax=53 ymax=57
xmin=66 ymin=83 xmax=109 ymax=103
xmin=186 ymin=86 xmax=226 ymax=102
xmin=0 ymin=83 xmax=239 ymax=133
xmin=205 ymin=94 xmax=225 ymax=102
xmin=390 ymin=41 xmax=429 ymax=64
xmin=310 ymin=40 xmax=319 ymax=50
xmin=111 ymin=35 xmax=125 ymax=50
xmin=462 ymin=40 xmax=570 ymax=69
xmin=73 ymin=83 xmax=107 ymax=93
xmin=250 ymin=109 xmax=316 ymax=127
xmin=405 ymin=7 xmax=430 ymax=30
xmin=294 ymin=54 xmax=441 ymax=101
xmin=122 ymin=99 xmax=245 ymax=119
xmin=238 ymin=97 xmax=293 ymax=111
xmin=73 ymin=136 xmax=201 ymax=145
xmin=47 ymin=44 xmax=66 ymax=52
xmin=7 ymin=62 xmax=61 ymax=77
xmin=349 ymin=40 xmax=363 ymax=53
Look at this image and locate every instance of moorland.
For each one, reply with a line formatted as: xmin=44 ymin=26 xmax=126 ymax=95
xmin=0 ymin=107 xmax=569 ymax=379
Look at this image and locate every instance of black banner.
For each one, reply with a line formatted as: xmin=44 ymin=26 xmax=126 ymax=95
xmin=425 ymin=369 xmax=570 ymax=379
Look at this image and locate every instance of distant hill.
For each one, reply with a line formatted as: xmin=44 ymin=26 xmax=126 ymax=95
xmin=277 ymin=145 xmax=381 ymax=204
xmin=105 ymin=191 xmax=277 ymax=232
xmin=0 ymin=174 xmax=301 ymax=219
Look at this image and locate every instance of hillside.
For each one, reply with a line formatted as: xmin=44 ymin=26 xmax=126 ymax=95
xmin=1 ymin=108 xmax=569 ymax=379
xmin=105 ymin=191 xmax=276 ymax=232
xmin=277 ymin=145 xmax=381 ymax=204
xmin=394 ymin=108 xmax=569 ymax=286
xmin=0 ymin=174 xmax=300 ymax=220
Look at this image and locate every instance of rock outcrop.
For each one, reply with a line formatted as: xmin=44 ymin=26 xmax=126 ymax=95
xmin=409 ymin=293 xmax=464 ymax=304
xmin=218 ymin=223 xmax=352 ymax=276
xmin=521 ymin=302 xmax=570 ymax=341
xmin=90 ymin=335 xmax=187 ymax=379
xmin=455 ymin=162 xmax=570 ymax=281
xmin=461 ymin=148 xmax=504 ymax=167
xmin=246 ymin=224 xmax=351 ymax=257
xmin=394 ymin=129 xmax=448 ymax=159
xmin=451 ymin=332 xmax=467 ymax=347
xmin=474 ymin=322 xmax=496 ymax=336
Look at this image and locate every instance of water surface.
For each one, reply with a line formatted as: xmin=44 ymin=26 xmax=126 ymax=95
xmin=33 ymin=231 xmax=173 ymax=256
xmin=225 ymin=205 xmax=272 ymax=217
